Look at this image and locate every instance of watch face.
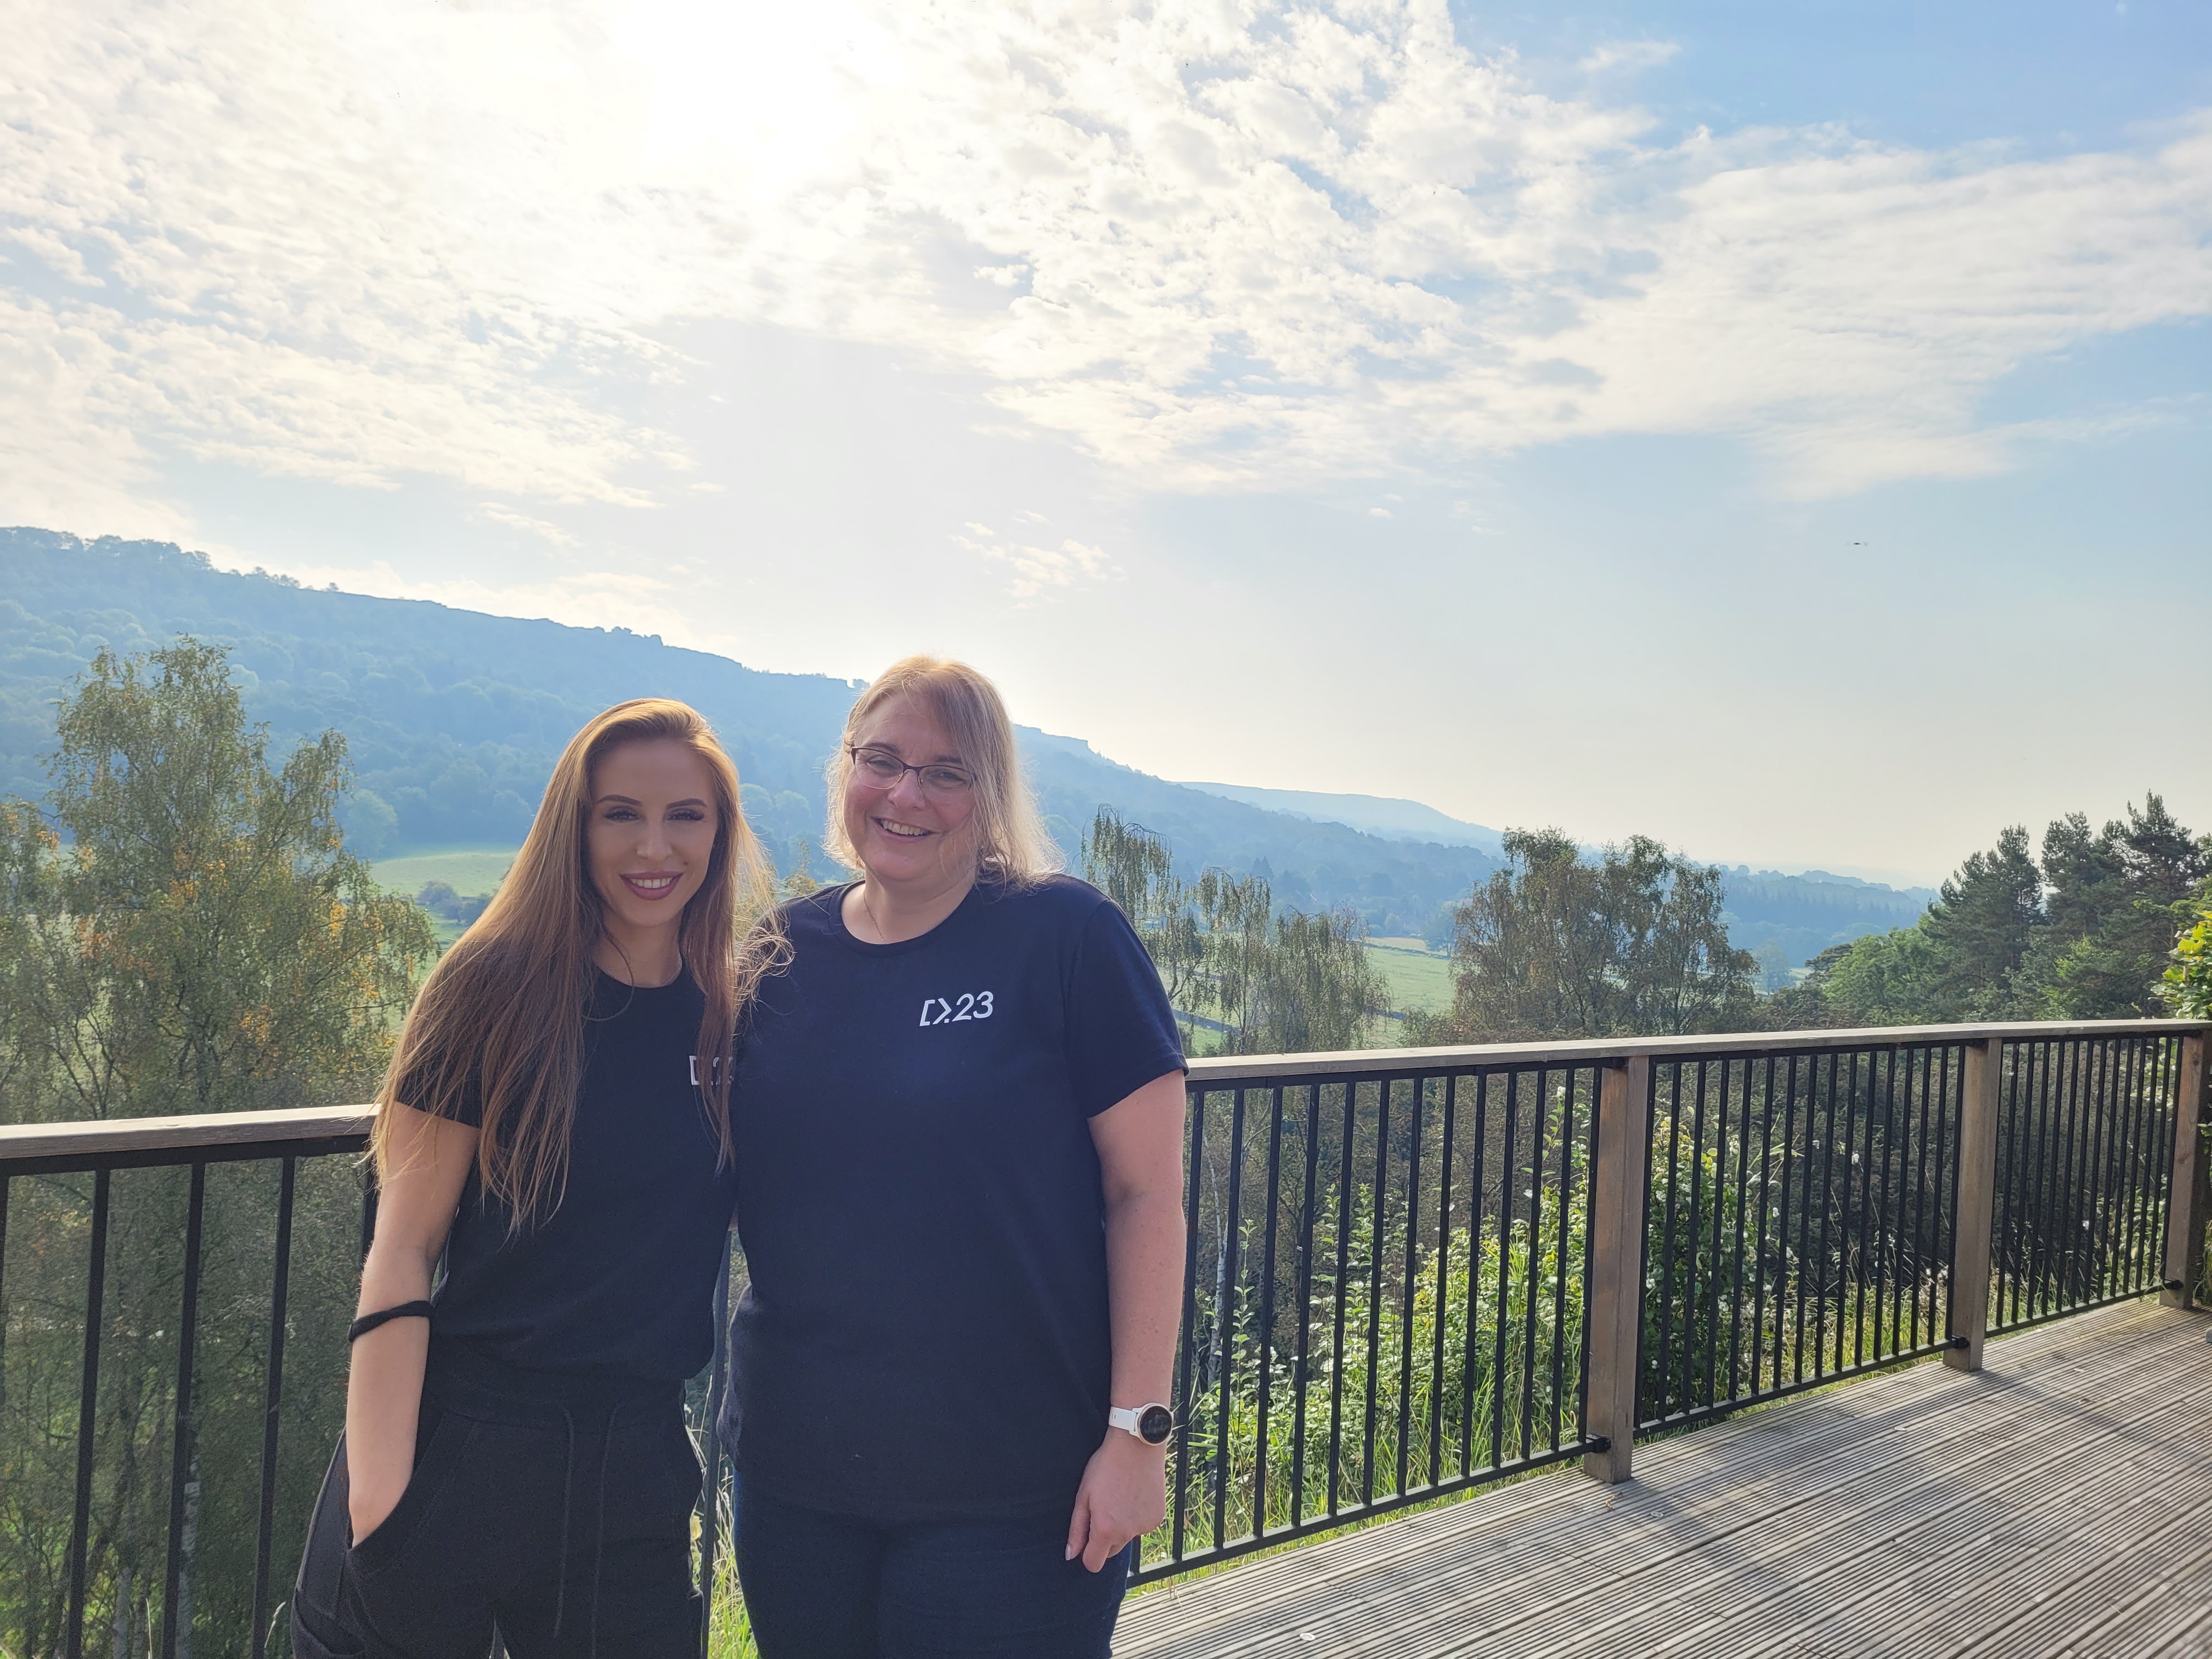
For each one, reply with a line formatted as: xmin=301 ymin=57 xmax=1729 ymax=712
xmin=1138 ymin=1404 xmax=1175 ymax=1445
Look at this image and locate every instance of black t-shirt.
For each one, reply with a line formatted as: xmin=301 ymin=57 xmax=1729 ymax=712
xmin=726 ymin=876 xmax=1186 ymax=1522
xmin=413 ymin=969 xmax=736 ymax=1381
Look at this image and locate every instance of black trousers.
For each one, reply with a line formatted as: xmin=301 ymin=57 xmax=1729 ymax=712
xmin=292 ymin=1341 xmax=703 ymax=1659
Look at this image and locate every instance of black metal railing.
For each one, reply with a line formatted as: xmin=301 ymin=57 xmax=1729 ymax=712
xmin=3 ymin=1019 xmax=2205 ymax=1654
xmin=1636 ymin=1039 xmax=1970 ymax=1431
xmin=1146 ymin=1060 xmax=1602 ymax=1583
xmin=1988 ymin=1032 xmax=2186 ymax=1333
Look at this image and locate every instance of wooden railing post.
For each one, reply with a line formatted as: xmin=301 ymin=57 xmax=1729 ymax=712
xmin=1584 ymin=1055 xmax=1650 ymax=1483
xmin=1945 ymin=1037 xmax=2002 ymax=1372
xmin=2160 ymin=1031 xmax=2210 ymax=1310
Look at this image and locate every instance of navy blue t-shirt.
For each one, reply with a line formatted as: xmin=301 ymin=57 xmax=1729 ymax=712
xmin=410 ymin=968 xmax=736 ymax=1381
xmin=726 ymin=876 xmax=1186 ymax=1522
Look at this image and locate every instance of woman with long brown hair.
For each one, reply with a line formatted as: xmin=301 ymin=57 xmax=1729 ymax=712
xmin=292 ymin=698 xmax=778 ymax=1659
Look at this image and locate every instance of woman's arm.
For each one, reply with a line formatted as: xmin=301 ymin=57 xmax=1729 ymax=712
xmin=1066 ymin=1069 xmax=1188 ymax=1573
xmin=347 ymin=1100 xmax=475 ymax=1541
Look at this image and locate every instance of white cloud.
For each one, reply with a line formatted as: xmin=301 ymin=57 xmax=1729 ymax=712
xmin=953 ymin=525 xmax=1120 ymax=602
xmin=473 ymin=504 xmax=579 ymax=547
xmin=2 ymin=0 xmax=2207 ymax=518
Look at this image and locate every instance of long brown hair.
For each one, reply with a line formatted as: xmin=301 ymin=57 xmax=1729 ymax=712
xmin=821 ymin=656 xmax=1060 ymax=889
xmin=373 ymin=698 xmax=780 ymax=1225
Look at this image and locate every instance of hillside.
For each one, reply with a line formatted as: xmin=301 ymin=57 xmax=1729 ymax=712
xmin=1 ymin=528 xmax=1497 ymax=934
xmin=1 ymin=527 xmax=1939 ymax=955
xmin=1178 ymin=781 xmax=1503 ymax=853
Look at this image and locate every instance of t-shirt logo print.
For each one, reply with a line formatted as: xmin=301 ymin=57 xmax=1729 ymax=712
xmin=918 ymin=991 xmax=995 ymax=1027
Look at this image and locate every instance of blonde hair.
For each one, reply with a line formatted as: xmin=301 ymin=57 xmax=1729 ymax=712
xmin=373 ymin=698 xmax=781 ymax=1226
xmin=823 ymin=656 xmax=1061 ymax=889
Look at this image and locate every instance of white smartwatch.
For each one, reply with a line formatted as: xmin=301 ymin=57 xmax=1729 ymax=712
xmin=1109 ymin=1402 xmax=1175 ymax=1446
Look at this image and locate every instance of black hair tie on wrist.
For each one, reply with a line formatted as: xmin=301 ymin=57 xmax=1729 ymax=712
xmin=348 ymin=1301 xmax=435 ymax=1343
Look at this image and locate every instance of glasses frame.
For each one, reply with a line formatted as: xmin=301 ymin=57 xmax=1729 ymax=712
xmin=846 ymin=744 xmax=975 ymax=796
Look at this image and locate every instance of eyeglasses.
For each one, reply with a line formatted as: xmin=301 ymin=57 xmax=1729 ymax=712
xmin=848 ymin=745 xmax=975 ymax=796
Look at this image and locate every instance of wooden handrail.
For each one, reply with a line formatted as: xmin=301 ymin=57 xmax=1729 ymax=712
xmin=0 ymin=1103 xmax=374 ymax=1167
xmin=3 ymin=1018 xmax=2203 ymax=1164
xmin=1183 ymin=1018 xmax=2211 ymax=1083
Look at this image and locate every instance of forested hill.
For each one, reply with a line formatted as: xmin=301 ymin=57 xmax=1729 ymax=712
xmin=1 ymin=528 xmax=1500 ymax=935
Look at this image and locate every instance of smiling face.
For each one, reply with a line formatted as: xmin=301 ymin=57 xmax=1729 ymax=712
xmin=585 ymin=737 xmax=720 ymax=977
xmin=839 ymin=693 xmax=979 ymax=894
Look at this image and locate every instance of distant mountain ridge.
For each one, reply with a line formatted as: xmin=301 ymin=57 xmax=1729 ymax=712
xmin=0 ymin=527 xmax=1938 ymax=960
xmin=0 ymin=528 xmax=1497 ymax=936
xmin=1179 ymin=781 xmax=1504 ymax=854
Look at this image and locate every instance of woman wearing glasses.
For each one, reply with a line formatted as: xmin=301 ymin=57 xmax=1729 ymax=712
xmin=726 ymin=656 xmax=1188 ymax=1659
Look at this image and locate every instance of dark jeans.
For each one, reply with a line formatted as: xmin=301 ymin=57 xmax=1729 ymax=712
xmin=292 ymin=1342 xmax=702 ymax=1659
xmin=732 ymin=1476 xmax=1132 ymax=1659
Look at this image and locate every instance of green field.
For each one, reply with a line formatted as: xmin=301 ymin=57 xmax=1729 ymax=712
xmin=370 ymin=847 xmax=520 ymax=899
xmin=1365 ymin=936 xmax=1455 ymax=1014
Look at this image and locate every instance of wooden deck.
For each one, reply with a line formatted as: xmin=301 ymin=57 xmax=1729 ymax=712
xmin=1120 ymin=1300 xmax=2212 ymax=1658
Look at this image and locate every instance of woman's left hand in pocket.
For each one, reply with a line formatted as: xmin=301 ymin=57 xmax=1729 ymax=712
xmin=1064 ymin=1432 xmax=1167 ymax=1573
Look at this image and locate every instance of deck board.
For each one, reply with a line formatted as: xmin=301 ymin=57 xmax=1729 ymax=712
xmin=1119 ymin=1301 xmax=2212 ymax=1659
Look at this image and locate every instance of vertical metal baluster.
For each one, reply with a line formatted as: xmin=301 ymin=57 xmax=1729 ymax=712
xmin=66 ymin=1167 xmax=112 ymax=1659
xmin=2081 ymin=1039 xmax=2110 ymax=1305
xmin=2023 ymin=1041 xmax=2056 ymax=1320
xmin=251 ymin=1158 xmax=298 ymax=1658
xmin=1812 ymin=1052 xmax=1839 ymax=1381
xmin=698 ymin=1231 xmax=732 ymax=1651
xmin=2055 ymin=1040 xmax=2090 ymax=1311
xmin=360 ymin=1163 xmax=379 ymax=1262
xmin=1462 ymin=1074 xmax=1491 ymax=1472
xmin=1865 ymin=1048 xmax=1894 ymax=1363
xmin=0 ymin=1175 xmax=10 ymax=1414
xmin=1726 ymin=1060 xmax=1751 ymax=1403
xmin=1849 ymin=1051 xmax=1877 ymax=1370
xmin=2097 ymin=1039 xmax=2134 ymax=1299
xmin=1990 ymin=1042 xmax=2020 ymax=1329
xmin=2117 ymin=1036 xmax=2148 ymax=1295
xmin=1781 ymin=1054 xmax=1806 ymax=1387
xmin=2123 ymin=1040 xmax=2159 ymax=1300
xmin=1654 ymin=1063 xmax=1683 ymax=1422
xmin=1633 ymin=1068 xmax=1657 ymax=1430
xmin=1518 ymin=1069 xmax=1546 ymax=1462
xmin=1841 ymin=1049 xmax=1869 ymax=1373
xmin=1289 ymin=1086 xmax=1320 ymax=1528
xmin=1908 ymin=1045 xmax=1936 ymax=1350
xmin=1491 ymin=1071 xmax=1519 ymax=1465
xmin=1211 ymin=1090 xmax=1246 ymax=1548
xmin=1549 ymin=1067 xmax=1576 ymax=1449
xmin=1252 ymin=1088 xmax=1285 ymax=1536
xmin=2158 ymin=1037 xmax=2187 ymax=1277
xmin=1328 ymin=1081 xmax=1355 ymax=1515
xmin=160 ymin=1164 xmax=207 ymax=1659
xmin=1169 ymin=1088 xmax=1205 ymax=1562
xmin=2086 ymin=1039 xmax=2118 ymax=1301
xmin=1430 ymin=1074 xmax=1458 ymax=1483
xmin=1750 ymin=1057 xmax=1777 ymax=1397
xmin=1393 ymin=1080 xmax=1423 ymax=1496
xmin=1577 ymin=1068 xmax=1602 ymax=1444
xmin=2121 ymin=1037 xmax=2158 ymax=1293
xmin=1684 ymin=1061 xmax=1709 ymax=1410
xmin=2112 ymin=1038 xmax=2147 ymax=1296
xmin=1940 ymin=1044 xmax=1967 ymax=1341
xmin=1359 ymin=1082 xmax=1390 ymax=1506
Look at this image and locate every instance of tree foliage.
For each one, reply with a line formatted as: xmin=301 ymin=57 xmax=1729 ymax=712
xmin=1 ymin=641 xmax=433 ymax=1655
xmin=1416 ymin=828 xmax=1759 ymax=1043
xmin=1081 ymin=808 xmax=1386 ymax=1054
xmin=1 ymin=640 xmax=435 ymax=1125
xmin=2160 ymin=879 xmax=2212 ymax=1020
xmin=1773 ymin=795 xmax=2209 ymax=1028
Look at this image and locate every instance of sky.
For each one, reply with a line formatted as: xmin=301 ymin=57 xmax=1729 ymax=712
xmin=4 ymin=0 xmax=2208 ymax=887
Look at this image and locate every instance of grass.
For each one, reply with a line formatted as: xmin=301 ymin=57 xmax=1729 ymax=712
xmin=1364 ymin=936 xmax=1454 ymax=1015
xmin=369 ymin=846 xmax=520 ymax=899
